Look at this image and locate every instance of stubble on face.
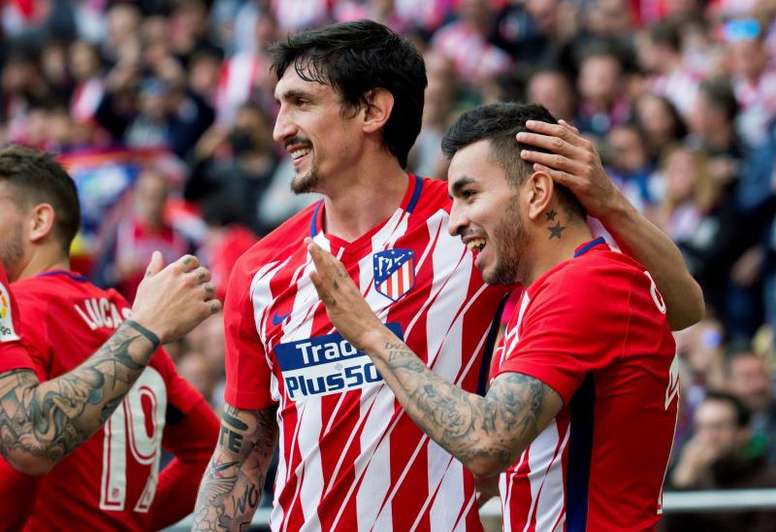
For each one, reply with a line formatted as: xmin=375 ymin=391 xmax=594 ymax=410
xmin=0 ymin=217 xmax=24 ymax=274
xmin=486 ymin=193 xmax=528 ymax=285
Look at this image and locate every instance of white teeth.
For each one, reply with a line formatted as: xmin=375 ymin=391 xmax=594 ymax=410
xmin=467 ymin=239 xmax=486 ymax=252
xmin=290 ymin=148 xmax=311 ymax=160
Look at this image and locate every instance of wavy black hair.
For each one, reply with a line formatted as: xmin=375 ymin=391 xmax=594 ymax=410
xmin=270 ymin=20 xmax=427 ymax=169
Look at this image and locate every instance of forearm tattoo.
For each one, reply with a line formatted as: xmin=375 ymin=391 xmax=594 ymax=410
xmin=193 ymin=405 xmax=278 ymax=531
xmin=0 ymin=320 xmax=158 ymax=467
xmin=372 ymin=340 xmax=553 ymax=473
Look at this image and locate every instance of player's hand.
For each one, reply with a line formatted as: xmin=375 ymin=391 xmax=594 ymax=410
xmin=516 ymin=120 xmax=621 ymax=219
xmin=131 ymin=252 xmax=221 ymax=344
xmin=306 ymin=239 xmax=385 ymax=351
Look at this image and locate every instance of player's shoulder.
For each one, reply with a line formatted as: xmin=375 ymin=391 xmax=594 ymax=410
xmin=230 ymin=202 xmax=318 ymax=284
xmin=413 ymin=176 xmax=452 ymax=214
xmin=535 ymin=241 xmax=649 ymax=300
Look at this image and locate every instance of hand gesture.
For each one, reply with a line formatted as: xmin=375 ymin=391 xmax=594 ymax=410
xmin=131 ymin=252 xmax=221 ymax=344
xmin=306 ymin=239 xmax=385 ymax=351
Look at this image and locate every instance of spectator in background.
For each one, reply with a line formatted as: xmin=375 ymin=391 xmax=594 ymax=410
xmin=187 ymin=102 xmax=277 ymax=234
xmin=409 ymin=50 xmax=456 ymax=179
xmin=664 ymin=391 xmax=776 ymax=532
xmin=637 ymin=19 xmax=700 ymax=116
xmin=526 ymin=67 xmax=576 ymax=122
xmin=605 ymin=123 xmax=656 ymax=213
xmin=69 ymin=40 xmax=105 ymax=126
xmin=633 ymin=92 xmax=687 ymax=161
xmin=432 ymin=0 xmax=512 ymax=88
xmin=726 ymin=18 xmax=776 ymax=148
xmin=102 ymin=169 xmax=190 ymax=301
xmin=726 ymin=350 xmax=776 ymax=462
xmin=575 ymin=43 xmax=630 ymax=137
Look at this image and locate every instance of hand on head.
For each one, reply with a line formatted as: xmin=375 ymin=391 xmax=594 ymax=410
xmin=517 ymin=119 xmax=617 ymax=218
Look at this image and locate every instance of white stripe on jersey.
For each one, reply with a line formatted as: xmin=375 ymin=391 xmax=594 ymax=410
xmin=521 ymin=421 xmax=567 ymax=532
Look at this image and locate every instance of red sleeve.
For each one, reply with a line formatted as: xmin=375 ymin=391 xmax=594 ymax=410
xmin=12 ymin=287 xmax=53 ymax=378
xmin=151 ymin=400 xmax=219 ymax=529
xmin=0 ymin=456 xmax=38 ymax=528
xmin=223 ymin=258 xmax=275 ymax=409
xmin=0 ymin=278 xmax=34 ymax=373
xmin=148 ymin=349 xmax=219 ymax=529
xmin=494 ymin=262 xmax=625 ymax=404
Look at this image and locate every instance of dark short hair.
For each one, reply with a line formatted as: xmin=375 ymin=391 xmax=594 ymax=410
xmin=648 ymin=20 xmax=681 ymax=52
xmin=699 ymin=79 xmax=739 ymax=122
xmin=441 ymin=103 xmax=586 ymax=219
xmin=703 ymin=390 xmax=751 ymax=428
xmin=269 ymin=20 xmax=427 ymax=169
xmin=0 ymin=146 xmax=80 ymax=253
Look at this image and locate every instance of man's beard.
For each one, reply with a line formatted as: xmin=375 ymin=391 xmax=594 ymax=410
xmin=290 ymin=166 xmax=320 ymax=194
xmin=486 ymin=195 xmax=527 ymax=285
xmin=0 ymin=220 xmax=24 ymax=275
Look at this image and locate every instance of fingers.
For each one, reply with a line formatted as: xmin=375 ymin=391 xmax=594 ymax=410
xmin=169 ymin=254 xmax=200 ymax=274
xmin=186 ymin=266 xmax=211 ymax=285
xmin=531 ymin=163 xmax=584 ymax=189
xmin=520 ymin=149 xmax=587 ymax=176
xmin=524 ymin=120 xmax=586 ymax=147
xmin=516 ymin=131 xmax=584 ymax=160
xmin=145 ymin=250 xmax=164 ymax=278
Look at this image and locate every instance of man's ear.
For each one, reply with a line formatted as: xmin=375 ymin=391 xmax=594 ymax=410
xmin=525 ymin=170 xmax=555 ymax=221
xmin=27 ymin=203 xmax=56 ymax=244
xmin=362 ymin=88 xmax=395 ymax=134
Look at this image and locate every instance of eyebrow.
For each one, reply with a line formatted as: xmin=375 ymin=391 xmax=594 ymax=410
xmin=275 ymin=89 xmax=315 ymax=104
xmin=449 ymin=176 xmax=477 ymax=198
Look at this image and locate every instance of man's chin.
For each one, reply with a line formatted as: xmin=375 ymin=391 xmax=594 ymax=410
xmin=290 ymin=172 xmax=318 ymax=195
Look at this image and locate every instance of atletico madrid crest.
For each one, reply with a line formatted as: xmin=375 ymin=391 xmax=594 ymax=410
xmin=373 ymin=249 xmax=416 ymax=302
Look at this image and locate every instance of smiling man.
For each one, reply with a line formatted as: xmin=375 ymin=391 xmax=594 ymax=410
xmin=308 ymin=103 xmax=681 ymax=531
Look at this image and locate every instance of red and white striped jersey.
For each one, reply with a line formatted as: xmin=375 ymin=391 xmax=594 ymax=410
xmin=224 ymin=175 xmax=508 ymax=531
xmin=491 ymin=239 xmax=678 ymax=532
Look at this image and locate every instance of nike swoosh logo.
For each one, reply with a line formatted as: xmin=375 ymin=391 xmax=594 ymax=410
xmin=272 ymin=312 xmax=290 ymax=326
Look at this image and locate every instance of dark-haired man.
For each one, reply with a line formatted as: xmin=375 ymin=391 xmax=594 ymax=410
xmin=0 ymin=146 xmax=221 ymax=477
xmin=309 ymin=103 xmax=681 ymax=530
xmin=0 ymin=145 xmax=221 ymax=529
xmin=194 ymin=21 xmax=700 ymax=531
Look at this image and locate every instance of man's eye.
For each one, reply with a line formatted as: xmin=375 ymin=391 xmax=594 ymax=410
xmin=462 ymin=190 xmax=475 ymax=200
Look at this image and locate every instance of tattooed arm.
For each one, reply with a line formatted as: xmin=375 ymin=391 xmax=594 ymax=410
xmin=306 ymin=241 xmax=562 ymax=476
xmin=0 ymin=321 xmax=160 ymax=474
xmin=193 ymin=405 xmax=278 ymax=531
xmin=0 ymin=253 xmax=220 ymax=475
xmin=517 ymin=120 xmax=704 ymax=330
xmin=368 ymin=337 xmax=560 ymax=475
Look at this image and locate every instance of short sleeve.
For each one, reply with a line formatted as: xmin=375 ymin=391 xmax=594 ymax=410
xmin=494 ymin=264 xmax=625 ymax=404
xmin=223 ymin=263 xmax=275 ymax=409
xmin=0 ymin=280 xmax=35 ymax=374
xmin=12 ymin=288 xmax=53 ymax=377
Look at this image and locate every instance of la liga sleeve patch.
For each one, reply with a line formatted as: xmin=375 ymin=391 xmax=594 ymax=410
xmin=0 ymin=283 xmax=20 ymax=342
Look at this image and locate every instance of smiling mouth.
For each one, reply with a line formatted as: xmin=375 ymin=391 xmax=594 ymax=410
xmin=467 ymin=238 xmax=486 ymax=252
xmin=290 ymin=147 xmax=312 ymax=161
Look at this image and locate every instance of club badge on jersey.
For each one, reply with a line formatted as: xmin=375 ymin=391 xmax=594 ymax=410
xmin=0 ymin=284 xmax=19 ymax=342
xmin=276 ymin=323 xmax=403 ymax=401
xmin=373 ymin=249 xmax=416 ymax=302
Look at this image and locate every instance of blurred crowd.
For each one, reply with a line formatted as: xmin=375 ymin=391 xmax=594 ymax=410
xmin=2 ymin=0 xmax=776 ymax=523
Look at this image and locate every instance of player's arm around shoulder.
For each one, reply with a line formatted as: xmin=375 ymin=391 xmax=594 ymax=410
xmin=516 ymin=120 xmax=704 ymax=330
xmin=193 ymin=403 xmax=278 ymax=531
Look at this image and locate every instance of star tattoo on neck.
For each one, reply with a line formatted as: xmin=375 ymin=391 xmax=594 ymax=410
xmin=545 ymin=210 xmax=557 ymax=221
xmin=548 ymin=222 xmax=565 ymax=239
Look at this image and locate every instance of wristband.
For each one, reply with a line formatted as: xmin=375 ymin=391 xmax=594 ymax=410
xmin=125 ymin=319 xmax=161 ymax=351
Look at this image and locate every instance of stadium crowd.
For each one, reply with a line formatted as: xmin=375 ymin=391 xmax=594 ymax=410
xmin=1 ymin=0 xmax=776 ymax=527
